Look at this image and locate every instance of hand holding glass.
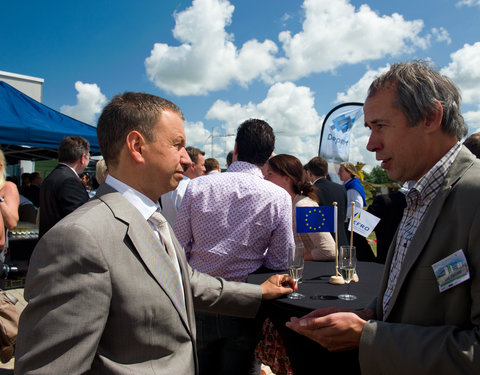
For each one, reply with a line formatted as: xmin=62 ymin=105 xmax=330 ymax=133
xmin=288 ymin=241 xmax=305 ymax=300
xmin=338 ymin=245 xmax=357 ymax=301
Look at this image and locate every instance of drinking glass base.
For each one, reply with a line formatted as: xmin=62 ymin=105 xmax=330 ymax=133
xmin=338 ymin=293 xmax=357 ymax=301
xmin=288 ymin=292 xmax=305 ymax=300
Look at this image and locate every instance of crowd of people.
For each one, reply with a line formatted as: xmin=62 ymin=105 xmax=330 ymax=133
xmin=0 ymin=60 xmax=478 ymax=374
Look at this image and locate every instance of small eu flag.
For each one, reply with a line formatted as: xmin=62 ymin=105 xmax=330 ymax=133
xmin=296 ymin=206 xmax=334 ymax=233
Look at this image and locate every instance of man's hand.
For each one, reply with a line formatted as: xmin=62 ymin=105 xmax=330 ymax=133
xmin=285 ymin=311 xmax=368 ymax=351
xmin=261 ymin=274 xmax=295 ymax=300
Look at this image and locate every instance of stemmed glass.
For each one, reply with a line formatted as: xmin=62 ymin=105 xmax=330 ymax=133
xmin=288 ymin=241 xmax=305 ymax=300
xmin=338 ymin=245 xmax=357 ymax=301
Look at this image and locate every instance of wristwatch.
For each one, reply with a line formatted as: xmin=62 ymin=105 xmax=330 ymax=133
xmin=0 ymin=196 xmax=4 ymax=202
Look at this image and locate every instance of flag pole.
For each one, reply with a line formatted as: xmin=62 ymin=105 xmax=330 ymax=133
xmin=329 ymin=202 xmax=344 ymax=285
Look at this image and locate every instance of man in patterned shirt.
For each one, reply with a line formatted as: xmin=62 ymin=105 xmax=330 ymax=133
xmin=287 ymin=61 xmax=480 ymax=374
xmin=174 ymin=118 xmax=294 ymax=375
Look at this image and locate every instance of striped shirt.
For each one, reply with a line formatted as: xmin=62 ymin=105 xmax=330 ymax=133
xmin=382 ymin=142 xmax=462 ymax=317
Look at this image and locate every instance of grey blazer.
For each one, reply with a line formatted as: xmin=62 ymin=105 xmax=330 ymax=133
xmin=360 ymin=147 xmax=480 ymax=374
xmin=15 ymin=183 xmax=262 ymax=374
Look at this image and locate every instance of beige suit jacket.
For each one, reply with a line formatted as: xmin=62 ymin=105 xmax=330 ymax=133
xmin=15 ymin=183 xmax=262 ymax=374
xmin=359 ymin=147 xmax=480 ymax=374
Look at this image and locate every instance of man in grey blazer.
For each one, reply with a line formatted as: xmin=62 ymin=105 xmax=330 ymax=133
xmin=15 ymin=92 xmax=294 ymax=374
xmin=287 ymin=61 xmax=480 ymax=374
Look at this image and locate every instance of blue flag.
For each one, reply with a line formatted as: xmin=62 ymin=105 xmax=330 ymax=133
xmin=296 ymin=206 xmax=335 ymax=233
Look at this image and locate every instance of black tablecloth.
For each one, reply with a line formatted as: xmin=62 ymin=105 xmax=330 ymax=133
xmin=249 ymin=261 xmax=385 ymax=375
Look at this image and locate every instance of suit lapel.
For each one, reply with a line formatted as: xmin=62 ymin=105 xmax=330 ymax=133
xmin=96 ymin=184 xmax=191 ymax=333
xmin=383 ymin=148 xmax=475 ymax=320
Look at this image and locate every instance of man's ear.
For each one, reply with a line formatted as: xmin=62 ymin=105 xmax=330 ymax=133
xmin=424 ymin=101 xmax=443 ymax=134
xmin=126 ymin=131 xmax=145 ymax=163
xmin=233 ymin=142 xmax=238 ymax=162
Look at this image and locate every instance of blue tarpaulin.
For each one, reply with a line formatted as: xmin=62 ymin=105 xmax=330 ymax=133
xmin=0 ymin=81 xmax=100 ymax=160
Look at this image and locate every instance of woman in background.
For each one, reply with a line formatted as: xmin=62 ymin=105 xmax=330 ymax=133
xmin=338 ymin=161 xmax=375 ymax=261
xmin=0 ymin=150 xmax=19 ymax=257
xmin=338 ymin=161 xmax=366 ymax=219
xmin=265 ymin=154 xmax=335 ymax=261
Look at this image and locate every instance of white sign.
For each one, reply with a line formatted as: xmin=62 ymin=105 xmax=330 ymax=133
xmin=347 ymin=209 xmax=380 ymax=238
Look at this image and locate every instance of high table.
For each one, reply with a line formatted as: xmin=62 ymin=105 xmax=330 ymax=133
xmin=248 ymin=261 xmax=385 ymax=375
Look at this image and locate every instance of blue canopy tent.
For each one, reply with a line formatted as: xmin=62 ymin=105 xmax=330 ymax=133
xmin=0 ymin=81 xmax=100 ymax=162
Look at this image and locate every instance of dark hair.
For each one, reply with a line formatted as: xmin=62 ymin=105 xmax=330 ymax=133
xmin=235 ymin=119 xmax=275 ymax=166
xmin=368 ymin=60 xmax=467 ymax=139
xmin=305 ymin=156 xmax=328 ymax=177
xmin=205 ymin=157 xmax=220 ymax=172
xmin=97 ymin=92 xmax=184 ymax=167
xmin=79 ymin=172 xmax=93 ymax=189
xmin=185 ymin=146 xmax=205 ymax=165
xmin=268 ymin=154 xmax=318 ymax=202
xmin=464 ymin=132 xmax=480 ymax=158
xmin=226 ymin=151 xmax=234 ymax=167
xmin=58 ymin=136 xmax=90 ymax=163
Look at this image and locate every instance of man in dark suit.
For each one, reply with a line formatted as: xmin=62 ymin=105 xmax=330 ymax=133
xmin=15 ymin=92 xmax=294 ymax=374
xmin=305 ymin=156 xmax=348 ymax=247
xmin=38 ymin=136 xmax=90 ymax=238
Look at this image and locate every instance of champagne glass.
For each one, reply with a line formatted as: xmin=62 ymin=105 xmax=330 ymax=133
xmin=288 ymin=241 xmax=305 ymax=300
xmin=338 ymin=245 xmax=357 ymax=301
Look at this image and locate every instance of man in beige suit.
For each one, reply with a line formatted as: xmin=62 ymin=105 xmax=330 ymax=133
xmin=15 ymin=92 xmax=294 ymax=374
xmin=287 ymin=61 xmax=480 ymax=374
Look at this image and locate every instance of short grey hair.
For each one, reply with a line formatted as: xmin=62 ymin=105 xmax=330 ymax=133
xmin=367 ymin=60 xmax=467 ymax=140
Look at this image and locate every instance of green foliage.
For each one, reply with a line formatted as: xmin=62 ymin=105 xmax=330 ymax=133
xmin=364 ymin=166 xmax=394 ymax=184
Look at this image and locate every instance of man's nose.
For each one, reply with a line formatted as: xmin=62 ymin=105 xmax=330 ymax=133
xmin=366 ymin=133 xmax=380 ymax=152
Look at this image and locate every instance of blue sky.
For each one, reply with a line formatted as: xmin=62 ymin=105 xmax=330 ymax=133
xmin=2 ymin=0 xmax=480 ymax=170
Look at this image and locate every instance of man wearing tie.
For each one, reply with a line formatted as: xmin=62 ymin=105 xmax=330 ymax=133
xmin=15 ymin=92 xmax=294 ymax=374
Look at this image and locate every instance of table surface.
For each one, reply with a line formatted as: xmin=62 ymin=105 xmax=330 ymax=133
xmin=248 ymin=260 xmax=385 ymax=315
xmin=249 ymin=261 xmax=385 ymax=375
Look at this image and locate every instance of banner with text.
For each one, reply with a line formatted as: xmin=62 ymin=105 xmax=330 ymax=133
xmin=319 ymin=103 xmax=364 ymax=163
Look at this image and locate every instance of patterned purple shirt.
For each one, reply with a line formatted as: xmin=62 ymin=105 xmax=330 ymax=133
xmin=174 ymin=161 xmax=293 ymax=281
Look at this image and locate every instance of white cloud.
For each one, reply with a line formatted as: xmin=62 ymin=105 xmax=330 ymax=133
xmin=206 ymin=81 xmax=323 ymax=160
xmin=456 ymin=0 xmax=480 ymax=7
xmin=145 ymin=0 xmax=278 ymax=96
xmin=184 ymin=120 xmax=212 ymax=147
xmin=464 ymin=109 xmax=480 ymax=135
xmin=60 ymin=81 xmax=107 ymax=125
xmin=276 ymin=0 xmax=428 ymax=81
xmin=431 ymin=27 xmax=451 ymax=44
xmin=335 ymin=65 xmax=390 ymax=103
xmin=440 ymin=42 xmax=480 ymax=104
xmin=145 ymin=0 xmax=436 ymax=96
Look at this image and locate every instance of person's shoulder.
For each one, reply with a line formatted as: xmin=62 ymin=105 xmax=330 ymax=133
xmin=295 ymin=195 xmax=318 ymax=207
xmin=1 ymin=180 xmax=19 ymax=193
xmin=53 ymin=197 xmax=111 ymax=230
xmin=321 ymin=178 xmax=346 ymax=191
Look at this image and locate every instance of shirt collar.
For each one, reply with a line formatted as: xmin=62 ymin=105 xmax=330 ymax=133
xmin=59 ymin=162 xmax=79 ymax=177
xmin=226 ymin=161 xmax=264 ymax=178
xmin=406 ymin=141 xmax=462 ymax=207
xmin=105 ymin=174 xmax=159 ymax=220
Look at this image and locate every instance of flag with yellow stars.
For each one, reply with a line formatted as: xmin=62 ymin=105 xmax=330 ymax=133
xmin=296 ymin=206 xmax=334 ymax=233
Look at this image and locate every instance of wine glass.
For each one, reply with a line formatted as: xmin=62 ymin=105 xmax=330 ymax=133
xmin=338 ymin=245 xmax=357 ymax=301
xmin=288 ymin=241 xmax=305 ymax=300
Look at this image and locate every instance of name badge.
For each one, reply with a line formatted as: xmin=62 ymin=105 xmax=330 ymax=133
xmin=431 ymin=249 xmax=470 ymax=293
